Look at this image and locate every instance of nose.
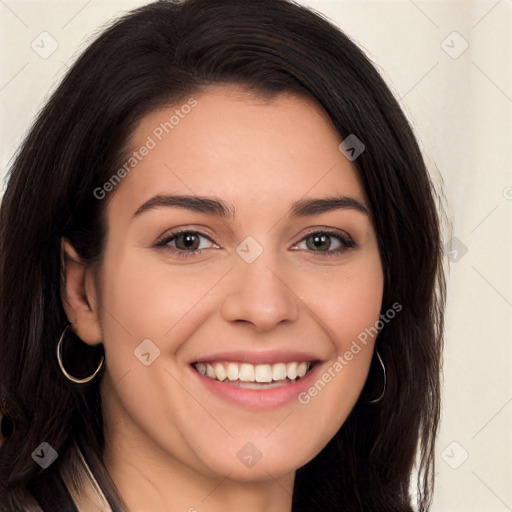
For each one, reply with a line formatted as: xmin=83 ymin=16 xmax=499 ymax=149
xmin=220 ymin=255 xmax=300 ymax=332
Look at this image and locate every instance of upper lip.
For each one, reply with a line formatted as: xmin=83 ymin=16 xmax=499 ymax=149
xmin=191 ymin=350 xmax=323 ymax=365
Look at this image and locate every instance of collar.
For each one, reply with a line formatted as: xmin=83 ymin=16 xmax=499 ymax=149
xmin=59 ymin=440 xmax=118 ymax=512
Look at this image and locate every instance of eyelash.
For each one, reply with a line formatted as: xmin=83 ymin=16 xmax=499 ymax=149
xmin=154 ymin=228 xmax=356 ymax=259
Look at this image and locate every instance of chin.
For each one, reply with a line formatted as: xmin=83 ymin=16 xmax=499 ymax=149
xmin=194 ymin=441 xmax=320 ymax=483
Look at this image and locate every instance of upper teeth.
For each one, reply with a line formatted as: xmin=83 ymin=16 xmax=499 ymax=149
xmin=194 ymin=361 xmax=311 ymax=383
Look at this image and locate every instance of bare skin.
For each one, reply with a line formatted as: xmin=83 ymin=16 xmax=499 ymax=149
xmin=62 ymin=85 xmax=384 ymax=512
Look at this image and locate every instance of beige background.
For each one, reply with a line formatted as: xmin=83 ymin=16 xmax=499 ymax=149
xmin=1 ymin=1 xmax=511 ymax=510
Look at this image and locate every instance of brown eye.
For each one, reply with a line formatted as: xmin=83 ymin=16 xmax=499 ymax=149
xmin=174 ymin=232 xmax=202 ymax=251
xmin=154 ymin=230 xmax=219 ymax=259
xmin=305 ymin=233 xmax=335 ymax=252
xmin=293 ymin=230 xmax=356 ymax=256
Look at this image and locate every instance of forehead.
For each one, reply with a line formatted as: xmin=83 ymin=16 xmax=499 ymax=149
xmin=106 ymin=86 xmax=366 ymax=223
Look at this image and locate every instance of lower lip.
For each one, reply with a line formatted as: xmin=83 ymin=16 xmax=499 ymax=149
xmin=190 ymin=363 xmax=320 ymax=410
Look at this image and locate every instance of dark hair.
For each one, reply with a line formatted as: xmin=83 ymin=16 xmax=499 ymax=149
xmin=0 ymin=0 xmax=445 ymax=510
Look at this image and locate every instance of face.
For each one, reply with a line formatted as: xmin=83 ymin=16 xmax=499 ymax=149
xmin=79 ymin=86 xmax=383 ymax=482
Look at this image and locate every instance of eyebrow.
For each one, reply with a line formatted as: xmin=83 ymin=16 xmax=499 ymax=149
xmin=132 ymin=194 xmax=369 ymax=220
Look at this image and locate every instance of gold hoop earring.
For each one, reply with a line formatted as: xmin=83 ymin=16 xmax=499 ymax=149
xmin=56 ymin=324 xmax=104 ymax=384
xmin=363 ymin=349 xmax=386 ymax=405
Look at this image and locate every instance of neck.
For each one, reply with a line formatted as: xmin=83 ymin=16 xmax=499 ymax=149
xmin=102 ymin=439 xmax=294 ymax=512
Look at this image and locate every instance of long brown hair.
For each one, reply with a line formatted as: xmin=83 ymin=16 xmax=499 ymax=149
xmin=0 ymin=0 xmax=445 ymax=510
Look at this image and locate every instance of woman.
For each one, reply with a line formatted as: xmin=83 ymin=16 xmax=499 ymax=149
xmin=0 ymin=0 xmax=445 ymax=510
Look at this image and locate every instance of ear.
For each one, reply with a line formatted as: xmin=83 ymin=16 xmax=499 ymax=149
xmin=60 ymin=238 xmax=103 ymax=346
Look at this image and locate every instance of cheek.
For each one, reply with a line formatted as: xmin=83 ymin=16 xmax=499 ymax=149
xmin=293 ymin=256 xmax=383 ymax=427
xmin=306 ymin=255 xmax=384 ymax=350
xmin=329 ymin=272 xmax=383 ymax=346
xmin=98 ymin=246 xmax=229 ymax=349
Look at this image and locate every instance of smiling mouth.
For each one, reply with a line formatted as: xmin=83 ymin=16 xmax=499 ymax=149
xmin=192 ymin=361 xmax=315 ymax=388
